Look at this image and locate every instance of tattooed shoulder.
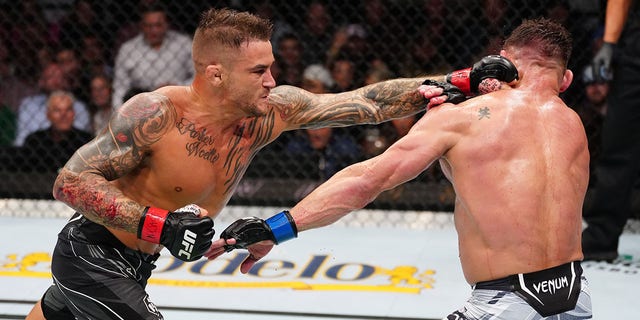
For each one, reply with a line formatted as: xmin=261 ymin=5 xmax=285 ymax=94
xmin=118 ymin=92 xmax=176 ymax=120
xmin=478 ymin=107 xmax=491 ymax=120
xmin=110 ymin=92 xmax=177 ymax=147
xmin=269 ymin=85 xmax=313 ymax=121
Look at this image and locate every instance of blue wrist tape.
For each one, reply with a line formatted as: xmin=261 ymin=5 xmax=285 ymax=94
xmin=265 ymin=210 xmax=298 ymax=244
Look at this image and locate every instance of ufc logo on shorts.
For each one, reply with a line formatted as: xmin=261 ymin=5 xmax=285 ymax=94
xmin=178 ymin=230 xmax=197 ymax=260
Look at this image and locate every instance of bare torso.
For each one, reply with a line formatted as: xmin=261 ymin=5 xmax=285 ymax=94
xmin=438 ymin=88 xmax=589 ymax=284
xmin=72 ymin=75 xmax=430 ymax=254
xmin=108 ymin=86 xmax=279 ymax=253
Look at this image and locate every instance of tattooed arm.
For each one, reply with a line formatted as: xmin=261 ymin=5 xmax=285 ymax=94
xmin=270 ymin=77 xmax=446 ymax=130
xmin=53 ymin=92 xmax=176 ymax=233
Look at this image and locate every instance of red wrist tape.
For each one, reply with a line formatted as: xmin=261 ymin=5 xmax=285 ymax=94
xmin=447 ymin=68 xmax=472 ymax=95
xmin=139 ymin=207 xmax=169 ymax=243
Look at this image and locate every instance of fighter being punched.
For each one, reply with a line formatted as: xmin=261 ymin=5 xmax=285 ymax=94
xmin=28 ymin=8 xmax=518 ymax=320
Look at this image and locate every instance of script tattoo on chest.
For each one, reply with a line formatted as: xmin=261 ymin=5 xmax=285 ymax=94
xmin=176 ymin=118 xmax=220 ymax=163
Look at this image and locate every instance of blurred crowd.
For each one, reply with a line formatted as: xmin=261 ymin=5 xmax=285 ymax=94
xmin=0 ymin=0 xmax=611 ymax=201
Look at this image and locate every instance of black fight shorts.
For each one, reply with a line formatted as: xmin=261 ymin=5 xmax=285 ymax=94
xmin=41 ymin=213 xmax=162 ymax=320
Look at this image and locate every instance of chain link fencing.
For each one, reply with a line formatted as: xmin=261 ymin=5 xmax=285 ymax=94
xmin=0 ymin=0 xmax=637 ymax=231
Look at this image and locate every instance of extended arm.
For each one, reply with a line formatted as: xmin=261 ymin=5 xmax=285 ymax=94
xmin=270 ymin=77 xmax=439 ymax=130
xmin=290 ymin=115 xmax=450 ymax=231
xmin=272 ymin=55 xmax=517 ymax=130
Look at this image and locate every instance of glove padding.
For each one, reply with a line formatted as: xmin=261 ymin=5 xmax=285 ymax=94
xmin=446 ymin=55 xmax=519 ymax=96
xmin=422 ymin=79 xmax=466 ymax=104
xmin=221 ymin=210 xmax=298 ymax=252
xmin=137 ymin=205 xmax=215 ymax=262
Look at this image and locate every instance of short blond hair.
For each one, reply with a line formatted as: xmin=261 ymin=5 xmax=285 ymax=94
xmin=192 ymin=8 xmax=273 ymax=73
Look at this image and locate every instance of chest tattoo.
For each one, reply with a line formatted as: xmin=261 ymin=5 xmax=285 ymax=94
xmin=176 ymin=118 xmax=220 ymax=164
xmin=222 ymin=111 xmax=276 ymax=194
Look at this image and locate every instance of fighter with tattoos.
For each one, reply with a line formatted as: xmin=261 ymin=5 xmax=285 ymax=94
xmin=27 ymin=8 xmax=518 ymax=320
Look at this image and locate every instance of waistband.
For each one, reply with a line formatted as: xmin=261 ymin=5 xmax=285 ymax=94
xmin=473 ymin=261 xmax=583 ymax=291
xmin=66 ymin=212 xmax=159 ymax=264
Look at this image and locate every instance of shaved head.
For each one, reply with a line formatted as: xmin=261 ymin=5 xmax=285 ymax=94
xmin=192 ymin=8 xmax=273 ymax=73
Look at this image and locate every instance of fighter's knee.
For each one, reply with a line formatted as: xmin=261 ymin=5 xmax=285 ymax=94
xmin=25 ymin=300 xmax=45 ymax=320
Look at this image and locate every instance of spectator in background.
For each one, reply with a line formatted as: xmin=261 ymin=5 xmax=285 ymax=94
xmin=576 ymin=64 xmax=609 ymax=187
xmin=286 ymin=127 xmax=363 ymax=182
xmin=251 ymin=0 xmax=294 ymax=53
xmin=301 ymin=63 xmax=334 ymax=94
xmin=358 ymin=0 xmax=405 ymax=72
xmin=275 ymin=33 xmax=305 ymax=87
xmin=112 ymin=4 xmax=194 ymax=107
xmin=399 ymin=0 xmax=458 ymax=76
xmin=6 ymin=0 xmax=57 ymax=85
xmin=329 ymin=54 xmax=357 ymax=93
xmin=447 ymin=0 xmax=513 ymax=68
xmin=14 ymin=62 xmax=90 ymax=146
xmin=57 ymin=0 xmax=106 ymax=51
xmin=0 ymin=38 xmax=25 ymax=145
xmin=285 ymin=64 xmax=363 ymax=181
xmin=22 ymin=90 xmax=93 ymax=173
xmin=88 ymin=74 xmax=113 ymax=135
xmin=582 ymin=0 xmax=640 ymax=262
xmin=0 ymin=103 xmax=15 ymax=146
xmin=0 ymin=38 xmax=38 ymax=117
xmin=80 ymin=33 xmax=113 ymax=80
xmin=397 ymin=32 xmax=452 ymax=78
xmin=472 ymin=0 xmax=512 ymax=61
xmin=326 ymin=24 xmax=371 ymax=85
xmin=298 ymin=0 xmax=335 ymax=66
xmin=55 ymin=47 xmax=86 ymax=103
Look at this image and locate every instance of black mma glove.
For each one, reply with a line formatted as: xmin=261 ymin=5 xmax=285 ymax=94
xmin=137 ymin=204 xmax=215 ymax=262
xmin=446 ymin=55 xmax=519 ymax=96
xmin=220 ymin=210 xmax=298 ymax=252
xmin=422 ymin=79 xmax=466 ymax=104
xmin=591 ymin=41 xmax=615 ymax=82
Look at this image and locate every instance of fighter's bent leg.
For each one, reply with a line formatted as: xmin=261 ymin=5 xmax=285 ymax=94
xmin=25 ymin=299 xmax=46 ymax=320
xmin=48 ymin=216 xmax=164 ymax=319
xmin=36 ymin=285 xmax=75 ymax=320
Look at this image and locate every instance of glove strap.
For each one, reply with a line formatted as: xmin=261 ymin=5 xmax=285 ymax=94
xmin=265 ymin=210 xmax=298 ymax=244
xmin=138 ymin=207 xmax=169 ymax=244
xmin=446 ymin=68 xmax=472 ymax=96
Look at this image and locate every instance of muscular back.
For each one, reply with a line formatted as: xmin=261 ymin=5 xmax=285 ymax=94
xmin=440 ymin=88 xmax=589 ymax=283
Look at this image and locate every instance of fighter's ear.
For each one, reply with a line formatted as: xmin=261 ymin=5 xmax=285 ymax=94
xmin=559 ymin=69 xmax=573 ymax=93
xmin=205 ymin=64 xmax=223 ymax=86
xmin=499 ymin=49 xmax=512 ymax=61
